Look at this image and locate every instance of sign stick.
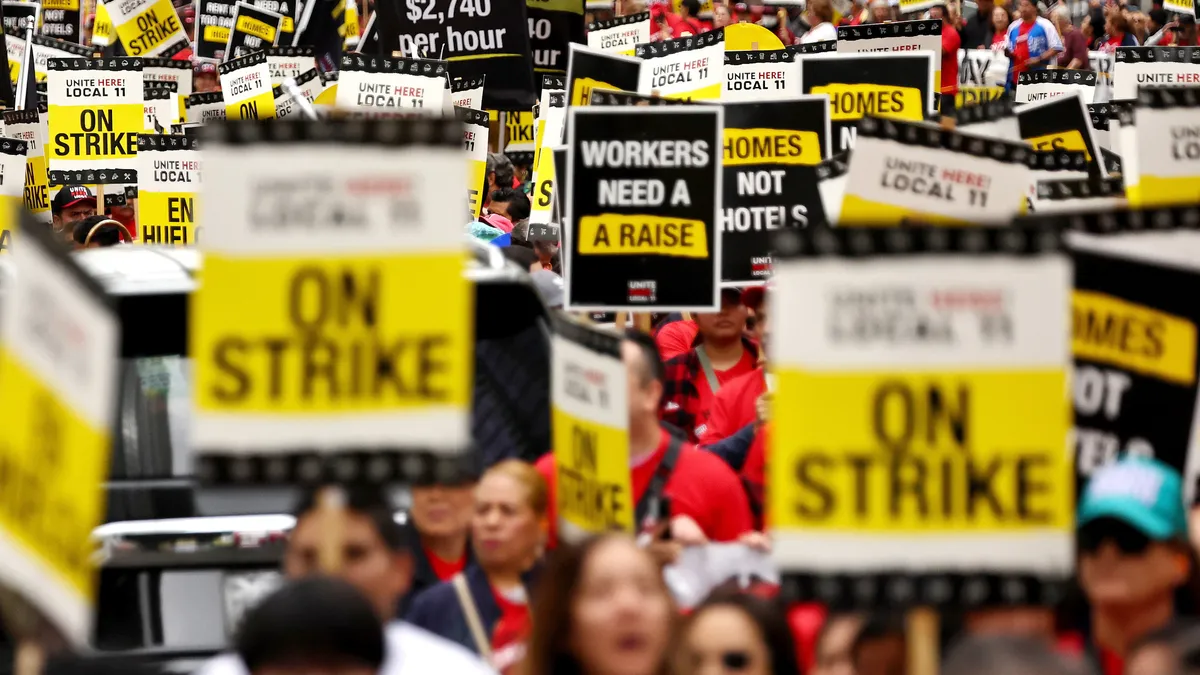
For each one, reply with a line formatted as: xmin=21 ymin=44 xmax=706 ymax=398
xmin=906 ymin=607 xmax=939 ymax=675
xmin=316 ymin=485 xmax=348 ymax=573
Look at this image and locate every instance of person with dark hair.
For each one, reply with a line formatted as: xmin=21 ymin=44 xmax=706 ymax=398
xmin=196 ymin=485 xmax=493 ymax=675
xmin=535 ymin=331 xmax=755 ymax=554
xmin=672 ymin=0 xmax=704 ymax=36
xmin=483 ymin=187 xmax=521 ymax=234
xmin=72 ymin=215 xmax=128 ymax=249
xmin=234 ymin=577 xmax=385 ymax=675
xmin=1099 ymin=10 xmax=1140 ymax=51
xmin=401 ymin=461 xmax=480 ymax=615
xmin=850 ymin=613 xmax=906 ymax=675
xmin=503 ymin=245 xmax=542 ymax=273
xmin=942 ymin=635 xmax=1088 ymax=675
xmin=677 ymin=588 xmax=802 ymax=675
xmin=484 ymin=152 xmax=515 ymax=212
xmin=50 ymin=185 xmax=96 ymax=241
xmin=524 ymin=534 xmax=676 ymax=675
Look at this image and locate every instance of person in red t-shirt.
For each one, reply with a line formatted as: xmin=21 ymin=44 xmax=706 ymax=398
xmin=536 ymin=330 xmax=755 ymax=551
xmin=671 ymin=0 xmax=705 ymax=36
xmin=654 ymin=314 xmax=700 ymax=360
xmin=932 ymin=1 xmax=961 ymax=126
xmin=401 ymin=464 xmax=477 ymax=612
xmin=700 ymin=286 xmax=769 ymax=448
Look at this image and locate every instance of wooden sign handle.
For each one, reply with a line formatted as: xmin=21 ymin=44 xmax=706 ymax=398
xmin=907 ymin=607 xmax=939 ymax=675
xmin=317 ymin=485 xmax=348 ymax=574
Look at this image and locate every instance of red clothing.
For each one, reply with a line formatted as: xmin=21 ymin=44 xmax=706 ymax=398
xmin=489 ymin=586 xmax=531 ymax=675
xmin=941 ymin=22 xmax=961 ymax=94
xmin=662 ymin=337 xmax=761 ymax=443
xmin=690 ymin=348 xmax=756 ymax=440
xmin=535 ymin=428 xmax=755 ymax=549
xmin=991 ymin=31 xmax=1006 ymax=48
xmin=1101 ymin=33 xmax=1125 ymax=53
xmin=423 ymin=544 xmax=466 ymax=581
xmin=671 ymin=14 xmax=704 ymax=37
xmin=698 ymin=366 xmax=766 ymax=446
xmin=742 ymin=424 xmax=767 ymax=528
xmin=1011 ymin=20 xmax=1035 ymax=83
xmin=655 ymin=319 xmax=699 ymax=361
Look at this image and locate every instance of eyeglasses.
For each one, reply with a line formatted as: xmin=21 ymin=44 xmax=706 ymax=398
xmin=1078 ymin=519 xmax=1152 ymax=556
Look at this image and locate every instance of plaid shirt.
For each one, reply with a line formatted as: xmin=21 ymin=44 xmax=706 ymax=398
xmin=661 ymin=336 xmax=760 ymax=444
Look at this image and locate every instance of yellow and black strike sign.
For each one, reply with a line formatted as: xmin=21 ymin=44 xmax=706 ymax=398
xmin=224 ymin=1 xmax=282 ymax=60
xmin=565 ymin=42 xmax=641 ymax=107
xmin=457 ymin=107 xmax=489 ymax=219
xmin=190 ymin=118 xmax=472 ymax=485
xmin=3 ymin=109 xmax=50 ymax=224
xmin=768 ymin=227 xmax=1073 ymax=606
xmin=635 ymin=29 xmax=724 ymax=101
xmin=0 ymin=138 xmax=29 ymax=254
xmin=0 ymin=212 xmax=119 ymax=645
xmin=46 ymin=57 xmax=143 ymax=186
xmin=219 ymin=50 xmax=276 ymax=121
xmin=552 ymin=316 xmax=632 ymax=544
xmin=1017 ymin=92 xmax=1106 ymax=177
xmin=107 ymin=0 xmax=190 ymax=57
xmin=1124 ymin=88 xmax=1200 ymax=208
xmin=137 ymin=134 xmax=198 ymax=245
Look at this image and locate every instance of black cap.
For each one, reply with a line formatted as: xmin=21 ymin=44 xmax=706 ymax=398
xmin=51 ymin=185 xmax=96 ymax=214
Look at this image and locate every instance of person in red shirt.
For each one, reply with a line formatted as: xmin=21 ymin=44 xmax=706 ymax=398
xmin=536 ymin=330 xmax=755 ymax=550
xmin=400 ymin=462 xmax=477 ymax=614
xmin=931 ymin=1 xmax=961 ymax=127
xmin=699 ymin=286 xmax=769 ymax=448
xmin=654 ymin=314 xmax=700 ymax=360
xmin=671 ymin=0 xmax=705 ymax=36
xmin=661 ymin=288 xmax=760 ymax=443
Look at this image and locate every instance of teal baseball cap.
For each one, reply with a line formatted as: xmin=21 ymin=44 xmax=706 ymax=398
xmin=1078 ymin=456 xmax=1187 ymax=541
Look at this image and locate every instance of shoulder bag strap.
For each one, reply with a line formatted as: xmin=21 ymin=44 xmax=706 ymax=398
xmin=694 ymin=345 xmax=721 ymax=395
xmin=451 ymin=573 xmax=494 ymax=661
xmin=635 ymin=434 xmax=685 ymax=527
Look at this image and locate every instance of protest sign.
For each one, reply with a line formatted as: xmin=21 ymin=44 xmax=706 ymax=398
xmin=143 ymin=56 xmax=191 ymax=99
xmin=0 ymin=138 xmax=27 ymax=253
xmin=551 ymin=315 xmax=631 ymax=545
xmin=798 ymin=51 xmax=935 ymax=154
xmin=219 ymin=50 xmax=276 ymax=120
xmin=92 ymin=0 xmax=113 ymax=45
xmin=451 ymin=74 xmax=484 ymax=108
xmin=1113 ymin=46 xmax=1200 ymax=101
xmin=4 ymin=1 xmax=40 ymax=32
xmin=1016 ymin=91 xmax=1106 ymax=176
xmin=5 ymin=27 xmax=24 ymax=84
xmin=143 ymin=82 xmax=175 ymax=129
xmin=957 ymin=97 xmax=1019 ymax=141
xmin=565 ymin=106 xmax=722 ymax=311
xmin=188 ymin=90 xmax=226 ymax=122
xmin=39 ymin=0 xmax=79 ymax=43
xmin=192 ymin=118 xmax=472 ymax=484
xmin=1090 ymin=50 xmax=1114 ymax=102
xmin=458 ymin=106 xmax=489 ymax=218
xmin=837 ymin=20 xmax=942 ymax=87
xmin=768 ymin=225 xmax=1073 ymax=607
xmin=839 ymin=117 xmax=1031 ymax=225
xmin=530 ymin=91 xmax=564 ymax=227
xmin=814 ymin=152 xmax=848 ymax=227
xmin=5 ymin=108 xmax=50 ymax=223
xmin=957 ymin=49 xmax=1008 ymax=107
xmin=1122 ymin=87 xmax=1200 ymax=208
xmin=396 ymin=0 xmax=535 ymax=110
xmin=195 ymin=0 xmax=236 ymax=59
xmin=791 ymin=39 xmax=836 ymax=56
xmin=0 ymin=209 xmax=119 ymax=644
xmin=566 ymin=42 xmax=640 ymax=106
xmin=504 ymin=109 xmax=535 ymax=165
xmin=1016 ymin=68 xmax=1097 ymax=104
xmin=271 ymin=66 xmax=321 ymax=117
xmin=250 ymin=0 xmax=298 ymax=42
xmin=635 ymin=28 xmax=724 ymax=101
xmin=265 ymin=46 xmax=316 ymax=86
xmin=336 ymin=54 xmax=447 ymax=112
xmin=720 ymin=98 xmax=828 ymax=284
xmin=31 ymin=34 xmax=90 ymax=82
xmin=722 ymin=49 xmax=798 ymax=102
xmin=46 ymin=57 xmax=141 ymax=186
xmin=1164 ymin=0 xmax=1195 ymax=17
xmin=1023 ymin=149 xmax=1090 ymax=212
xmin=898 ymin=0 xmax=938 ymax=14
xmin=1029 ymin=174 xmax=1124 ymax=214
xmin=1088 ymin=102 xmax=1114 ymax=150
xmin=107 ymin=0 xmax=190 ymax=57
xmin=586 ymin=12 xmax=646 ymax=56
xmin=225 ymin=2 xmax=282 ymax=59
xmin=137 ymin=134 xmax=197 ymax=245
xmin=525 ymin=0 xmax=582 ymax=75
xmin=587 ymin=89 xmax=691 ymax=106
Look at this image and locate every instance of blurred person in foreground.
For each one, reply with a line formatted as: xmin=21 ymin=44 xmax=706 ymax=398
xmin=197 ymin=486 xmax=494 ymax=675
xmin=524 ymin=534 xmax=677 ymax=675
xmin=677 ymin=588 xmax=802 ymax=675
xmin=931 ymin=0 xmax=960 ymax=127
xmin=407 ymin=460 xmax=547 ymax=672
xmin=961 ymin=0 xmax=996 ymax=46
xmin=483 ymin=153 xmax=516 ymax=213
xmin=1126 ymin=619 xmax=1200 ymax=675
xmin=942 ymin=635 xmax=1089 ymax=675
xmin=235 ymin=577 xmax=385 ymax=675
xmin=1098 ymin=10 xmax=1140 ymax=51
xmin=800 ymin=0 xmax=839 ymax=41
xmin=813 ymin=614 xmax=866 ymax=675
xmin=400 ymin=460 xmax=479 ymax=614
xmin=851 ymin=613 xmax=906 ymax=675
xmin=72 ymin=216 xmax=129 ymax=249
xmin=1077 ymin=457 xmax=1191 ymax=672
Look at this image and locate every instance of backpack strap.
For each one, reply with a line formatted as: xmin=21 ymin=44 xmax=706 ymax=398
xmin=694 ymin=345 xmax=721 ymax=395
xmin=635 ymin=435 xmax=684 ymax=528
xmin=451 ymin=573 xmax=494 ymax=661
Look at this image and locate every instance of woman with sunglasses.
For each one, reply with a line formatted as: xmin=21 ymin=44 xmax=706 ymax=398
xmin=677 ymin=588 xmax=801 ymax=675
xmin=1076 ymin=457 xmax=1192 ymax=675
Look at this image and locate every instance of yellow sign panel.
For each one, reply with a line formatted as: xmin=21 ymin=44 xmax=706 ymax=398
xmin=114 ymin=0 xmax=185 ymax=56
xmin=138 ymin=192 xmax=197 ymax=245
xmin=92 ymin=1 xmax=113 ymax=45
xmin=1073 ymin=290 xmax=1197 ymax=386
xmin=769 ymin=370 xmax=1073 ymax=531
xmin=1025 ymin=130 xmax=1091 ymax=161
xmin=578 ymin=214 xmax=709 ymax=258
xmin=570 ymin=77 xmax=618 ymax=106
xmin=723 ymin=129 xmax=822 ymax=166
xmin=236 ymin=14 xmax=277 ymax=42
xmin=46 ymin=106 xmax=142 ymax=164
xmin=554 ymin=407 xmax=634 ymax=534
xmin=812 ymin=83 xmax=924 ymax=122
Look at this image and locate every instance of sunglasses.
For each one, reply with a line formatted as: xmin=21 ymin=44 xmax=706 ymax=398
xmin=1078 ymin=519 xmax=1152 ymax=556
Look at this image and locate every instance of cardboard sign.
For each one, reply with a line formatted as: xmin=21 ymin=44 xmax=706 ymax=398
xmin=271 ymin=66 xmax=321 ymax=117
xmin=814 ymin=152 xmax=848 ymax=227
xmin=1017 ymin=91 xmax=1106 ymax=178
xmin=839 ymin=117 xmax=1031 ymax=225
xmin=219 ymin=50 xmax=276 ymax=120
xmin=720 ymin=98 xmax=829 ymax=284
xmin=1016 ymin=68 xmax=1097 ymax=104
xmin=136 ymin=134 xmax=198 ymax=245
xmin=92 ymin=0 xmax=113 ymax=45
xmin=265 ymin=45 xmax=316 ymax=86
xmin=587 ymin=89 xmax=690 ymax=106
xmin=530 ymin=91 xmax=565 ymax=227
xmin=107 ymin=0 xmax=190 ymax=57
xmin=798 ymin=51 xmax=936 ymax=155
xmin=4 ymin=108 xmax=50 ymax=222
xmin=722 ymin=49 xmax=798 ymax=102
xmin=143 ymin=82 xmax=175 ymax=130
xmin=957 ymin=49 xmax=1008 ymax=108
xmin=0 ymin=138 xmax=28 ymax=253
xmin=1030 ymin=174 xmax=1124 ymax=214
xmin=450 ymin=74 xmax=485 ymax=109
xmin=1087 ymin=102 xmax=1114 ymax=150
xmin=39 ymin=0 xmax=79 ymax=43
xmin=188 ymin=90 xmax=226 ymax=122
xmin=957 ymin=97 xmax=1019 ymax=141
xmin=249 ymin=0 xmax=298 ymax=41
xmin=566 ymin=42 xmax=640 ymax=107
xmin=143 ymin=56 xmax=192 ymax=98
xmin=46 ymin=57 xmax=142 ymax=186
xmin=1112 ymin=46 xmax=1200 ymax=101
xmin=30 ymin=34 xmax=89 ymax=82
xmin=635 ymin=28 xmax=724 ymax=101
xmin=191 ymin=118 xmax=472 ymax=484
xmin=4 ymin=1 xmax=41 ymax=32
xmin=395 ymin=0 xmax=535 ymax=109
xmin=1123 ymin=87 xmax=1200 ymax=208
xmin=586 ymin=11 xmax=647 ymax=57
xmin=768 ymin=225 xmax=1073 ymax=607
xmin=503 ymin=108 xmax=535 ymax=164
xmin=0 ymin=210 xmax=119 ymax=644
xmin=552 ymin=315 xmax=632 ymax=545
xmin=336 ymin=53 xmax=447 ymax=112
xmin=837 ymin=20 xmax=943 ymax=90
xmin=565 ymin=106 xmax=722 ymax=311
xmin=526 ymin=0 xmax=582 ymax=75
xmin=458 ymin=106 xmax=489 ymax=219
xmin=225 ymin=1 xmax=282 ymax=59
xmin=195 ymin=0 xmax=236 ymax=59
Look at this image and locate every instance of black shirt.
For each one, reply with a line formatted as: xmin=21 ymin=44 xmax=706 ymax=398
xmin=961 ymin=10 xmax=995 ymax=49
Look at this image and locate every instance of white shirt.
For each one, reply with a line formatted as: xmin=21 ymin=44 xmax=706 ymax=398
xmin=801 ymin=21 xmax=838 ymax=44
xmin=194 ymin=621 xmax=497 ymax=675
